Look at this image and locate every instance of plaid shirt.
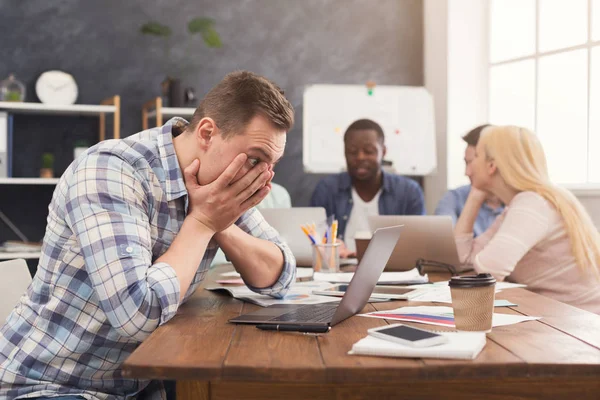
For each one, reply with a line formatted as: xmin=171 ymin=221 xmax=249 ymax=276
xmin=0 ymin=118 xmax=296 ymax=400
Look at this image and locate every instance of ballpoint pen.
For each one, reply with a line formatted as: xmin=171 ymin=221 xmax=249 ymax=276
xmin=300 ymin=225 xmax=317 ymax=244
xmin=302 ymin=224 xmax=324 ymax=271
xmin=330 ymin=220 xmax=338 ymax=244
xmin=256 ymin=324 xmax=331 ymax=334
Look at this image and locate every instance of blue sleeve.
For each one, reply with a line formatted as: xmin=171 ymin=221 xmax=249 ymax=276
xmin=434 ymin=190 xmax=460 ymax=224
xmin=405 ymin=180 xmax=426 ymax=215
xmin=310 ymin=179 xmax=332 ymax=215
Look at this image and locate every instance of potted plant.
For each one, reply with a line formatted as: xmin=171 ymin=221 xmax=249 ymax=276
xmin=140 ymin=17 xmax=222 ymax=107
xmin=40 ymin=153 xmax=55 ymax=178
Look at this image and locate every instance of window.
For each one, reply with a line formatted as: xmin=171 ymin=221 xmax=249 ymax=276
xmin=488 ymin=0 xmax=600 ymax=186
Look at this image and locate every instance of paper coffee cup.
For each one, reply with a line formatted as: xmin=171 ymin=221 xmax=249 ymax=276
xmin=449 ymin=273 xmax=496 ymax=332
xmin=354 ymin=231 xmax=372 ymax=263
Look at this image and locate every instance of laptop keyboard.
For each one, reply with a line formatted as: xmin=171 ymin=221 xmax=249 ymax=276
xmin=269 ymin=304 xmax=339 ymax=323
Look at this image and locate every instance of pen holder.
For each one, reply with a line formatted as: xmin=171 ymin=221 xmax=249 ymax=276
xmin=312 ymin=243 xmax=340 ymax=273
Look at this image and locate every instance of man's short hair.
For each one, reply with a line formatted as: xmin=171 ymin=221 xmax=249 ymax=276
xmin=188 ymin=71 xmax=294 ymax=138
xmin=343 ymin=119 xmax=385 ymax=144
xmin=462 ymin=124 xmax=491 ymax=146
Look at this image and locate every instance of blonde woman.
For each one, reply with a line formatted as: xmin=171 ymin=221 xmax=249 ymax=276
xmin=455 ymin=125 xmax=600 ymax=314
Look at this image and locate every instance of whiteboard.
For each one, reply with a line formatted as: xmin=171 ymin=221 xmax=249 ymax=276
xmin=303 ymin=84 xmax=437 ymax=175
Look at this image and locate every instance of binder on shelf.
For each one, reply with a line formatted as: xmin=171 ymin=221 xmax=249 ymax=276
xmin=0 ymin=112 xmax=7 ymax=178
xmin=7 ymin=113 xmax=13 ymax=177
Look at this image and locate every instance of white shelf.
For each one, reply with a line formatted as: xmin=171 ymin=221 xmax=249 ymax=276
xmin=0 ymin=252 xmax=41 ymax=260
xmin=0 ymin=178 xmax=59 ymax=185
xmin=147 ymin=107 xmax=195 ymax=119
xmin=0 ymin=101 xmax=116 ymax=116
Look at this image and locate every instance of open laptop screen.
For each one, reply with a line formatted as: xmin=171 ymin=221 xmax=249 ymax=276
xmin=260 ymin=207 xmax=327 ymax=267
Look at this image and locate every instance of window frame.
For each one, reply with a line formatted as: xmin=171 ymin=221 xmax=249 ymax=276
xmin=485 ymin=0 xmax=600 ymax=194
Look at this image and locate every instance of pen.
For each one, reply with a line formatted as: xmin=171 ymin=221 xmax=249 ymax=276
xmin=310 ymin=222 xmax=320 ymax=242
xmin=331 ymin=220 xmax=338 ymax=244
xmin=300 ymin=225 xmax=317 ymax=244
xmin=256 ymin=324 xmax=331 ymax=333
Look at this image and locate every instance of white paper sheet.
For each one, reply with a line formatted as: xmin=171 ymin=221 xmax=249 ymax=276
xmin=360 ymin=306 xmax=540 ymax=328
xmin=313 ymin=268 xmax=428 ymax=285
xmin=221 ymin=268 xmax=314 ymax=280
xmin=406 ymin=281 xmax=527 ymax=304
xmin=206 ymin=281 xmax=338 ymax=307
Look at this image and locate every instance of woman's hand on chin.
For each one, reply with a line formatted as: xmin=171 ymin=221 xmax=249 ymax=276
xmin=469 ymin=186 xmax=490 ymax=203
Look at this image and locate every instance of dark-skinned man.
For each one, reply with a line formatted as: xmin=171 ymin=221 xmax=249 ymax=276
xmin=310 ymin=119 xmax=425 ymax=258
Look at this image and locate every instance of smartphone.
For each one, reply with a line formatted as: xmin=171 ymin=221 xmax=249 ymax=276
xmin=313 ymin=284 xmax=418 ymax=300
xmin=367 ymin=323 xmax=448 ymax=347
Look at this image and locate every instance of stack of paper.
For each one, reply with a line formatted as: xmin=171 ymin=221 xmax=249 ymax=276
xmin=206 ymin=281 xmax=339 ymax=307
xmin=313 ymin=268 xmax=428 ymax=285
xmin=220 ymin=267 xmax=314 ymax=281
xmin=349 ymin=331 xmax=487 ymax=360
xmin=360 ymin=306 xmax=540 ymax=328
xmin=406 ymin=281 xmax=527 ymax=304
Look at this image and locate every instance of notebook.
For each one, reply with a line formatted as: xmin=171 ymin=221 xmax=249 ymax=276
xmin=349 ymin=331 xmax=487 ymax=360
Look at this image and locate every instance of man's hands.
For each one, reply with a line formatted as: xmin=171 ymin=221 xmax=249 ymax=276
xmin=183 ymin=154 xmax=273 ymax=233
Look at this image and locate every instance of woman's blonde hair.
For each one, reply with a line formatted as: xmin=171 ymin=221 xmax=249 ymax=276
xmin=480 ymin=125 xmax=600 ymax=277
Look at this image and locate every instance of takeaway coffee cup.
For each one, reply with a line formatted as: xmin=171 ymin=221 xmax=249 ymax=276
xmin=354 ymin=231 xmax=372 ymax=263
xmin=449 ymin=273 xmax=496 ymax=332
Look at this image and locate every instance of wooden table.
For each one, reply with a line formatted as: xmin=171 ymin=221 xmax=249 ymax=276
xmin=123 ymin=266 xmax=600 ymax=400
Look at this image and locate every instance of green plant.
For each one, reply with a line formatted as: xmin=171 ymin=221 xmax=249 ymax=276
xmin=140 ymin=17 xmax=222 ymax=76
xmin=73 ymin=140 xmax=89 ymax=148
xmin=186 ymin=17 xmax=222 ymax=48
xmin=41 ymin=153 xmax=54 ymax=169
xmin=5 ymin=91 xmax=22 ymax=101
xmin=140 ymin=22 xmax=172 ymax=37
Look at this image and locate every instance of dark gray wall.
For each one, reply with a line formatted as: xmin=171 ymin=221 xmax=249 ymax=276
xmin=0 ymin=0 xmax=423 ymax=243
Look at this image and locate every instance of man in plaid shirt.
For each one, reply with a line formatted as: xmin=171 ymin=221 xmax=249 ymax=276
xmin=0 ymin=71 xmax=296 ymax=400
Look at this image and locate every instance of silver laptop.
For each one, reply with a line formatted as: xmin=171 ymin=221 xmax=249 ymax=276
xmin=367 ymin=215 xmax=460 ymax=271
xmin=229 ymin=225 xmax=402 ymax=327
xmin=259 ymin=207 xmax=327 ymax=267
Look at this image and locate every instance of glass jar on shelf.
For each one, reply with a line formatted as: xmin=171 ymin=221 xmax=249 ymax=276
xmin=0 ymin=74 xmax=26 ymax=102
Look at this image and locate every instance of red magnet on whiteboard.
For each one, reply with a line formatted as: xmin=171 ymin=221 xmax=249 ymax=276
xmin=366 ymin=80 xmax=376 ymax=96
xmin=395 ymin=129 xmax=401 ymax=135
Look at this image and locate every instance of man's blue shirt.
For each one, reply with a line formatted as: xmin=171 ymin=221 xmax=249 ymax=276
xmin=310 ymin=171 xmax=425 ymax=239
xmin=434 ymin=184 xmax=504 ymax=237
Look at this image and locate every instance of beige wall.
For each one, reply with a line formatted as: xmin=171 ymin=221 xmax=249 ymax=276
xmin=423 ymin=0 xmax=448 ymax=214
xmin=577 ymin=195 xmax=600 ymax=230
